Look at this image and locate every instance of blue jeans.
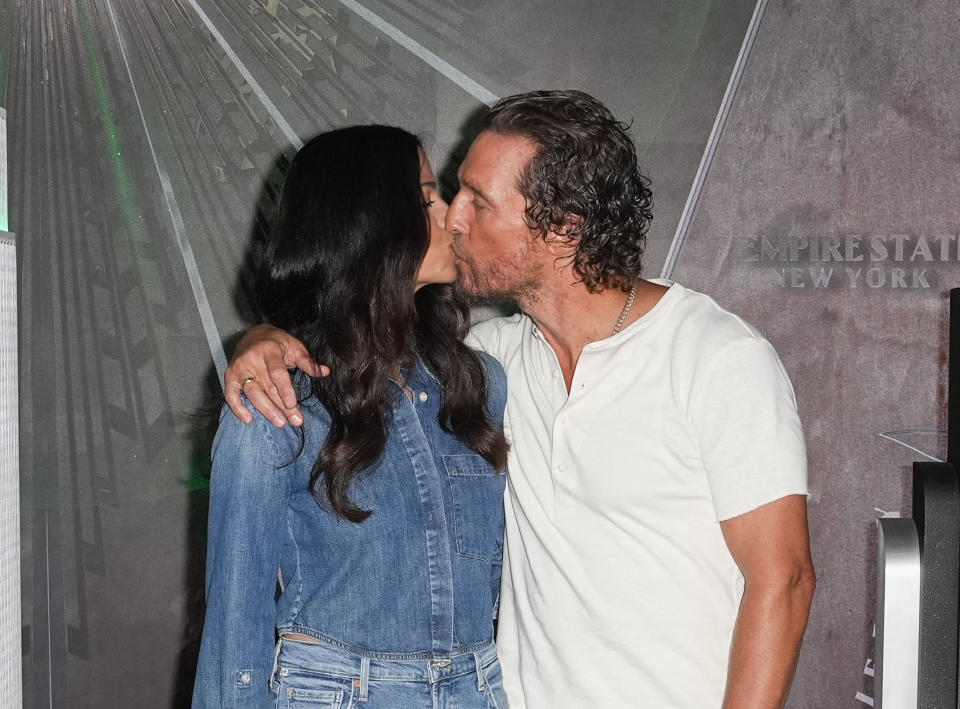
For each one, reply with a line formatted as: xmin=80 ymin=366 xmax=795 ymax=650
xmin=271 ymin=636 xmax=509 ymax=708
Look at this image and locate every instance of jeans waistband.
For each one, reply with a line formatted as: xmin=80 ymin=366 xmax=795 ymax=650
xmin=274 ymin=635 xmax=499 ymax=684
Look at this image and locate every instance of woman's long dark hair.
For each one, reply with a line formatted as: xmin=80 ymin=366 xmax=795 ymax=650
xmin=259 ymin=125 xmax=508 ymax=522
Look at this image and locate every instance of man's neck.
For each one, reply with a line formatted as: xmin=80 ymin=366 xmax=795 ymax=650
xmin=517 ymin=276 xmax=668 ymax=391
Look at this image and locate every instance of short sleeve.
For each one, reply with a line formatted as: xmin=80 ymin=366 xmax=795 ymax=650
xmin=689 ymin=337 xmax=808 ymax=521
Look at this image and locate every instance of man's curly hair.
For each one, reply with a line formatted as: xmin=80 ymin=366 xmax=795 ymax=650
xmin=482 ymin=90 xmax=653 ymax=293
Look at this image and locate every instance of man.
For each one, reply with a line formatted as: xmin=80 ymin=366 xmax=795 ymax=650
xmin=225 ymin=90 xmax=815 ymax=708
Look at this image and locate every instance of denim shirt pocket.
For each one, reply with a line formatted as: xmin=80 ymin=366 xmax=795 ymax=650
xmin=442 ymin=454 xmax=505 ymax=563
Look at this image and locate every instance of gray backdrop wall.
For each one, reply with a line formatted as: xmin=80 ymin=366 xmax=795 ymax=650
xmin=2 ymin=0 xmax=957 ymax=706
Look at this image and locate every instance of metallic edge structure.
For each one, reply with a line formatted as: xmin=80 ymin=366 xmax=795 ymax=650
xmin=876 ymin=518 xmax=921 ymax=709
xmin=0 ymin=107 xmax=7 ymax=231
xmin=0 ymin=231 xmax=18 ymax=707
xmin=0 ymin=106 xmax=21 ymax=707
xmin=660 ymin=0 xmax=769 ymax=279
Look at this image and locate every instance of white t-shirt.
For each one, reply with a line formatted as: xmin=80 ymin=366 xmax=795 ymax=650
xmin=466 ymin=281 xmax=807 ymax=708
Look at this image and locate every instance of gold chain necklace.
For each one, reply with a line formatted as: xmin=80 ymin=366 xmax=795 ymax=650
xmin=612 ymin=282 xmax=638 ymax=336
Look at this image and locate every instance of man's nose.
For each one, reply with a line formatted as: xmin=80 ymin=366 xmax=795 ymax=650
xmin=445 ymin=192 xmax=468 ymax=235
xmin=433 ymin=199 xmax=449 ymax=230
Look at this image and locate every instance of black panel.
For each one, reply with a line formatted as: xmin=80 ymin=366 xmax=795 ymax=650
xmin=950 ymin=289 xmax=960 ymax=468
xmin=912 ymin=461 xmax=960 ymax=709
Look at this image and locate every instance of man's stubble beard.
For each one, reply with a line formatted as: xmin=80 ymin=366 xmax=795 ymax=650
xmin=452 ymin=234 xmax=543 ymax=307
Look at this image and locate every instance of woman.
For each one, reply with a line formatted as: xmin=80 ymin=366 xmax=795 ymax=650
xmin=192 ymin=125 xmax=510 ymax=708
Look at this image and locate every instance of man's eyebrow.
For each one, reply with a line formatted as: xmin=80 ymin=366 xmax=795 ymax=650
xmin=460 ymin=178 xmax=492 ymax=204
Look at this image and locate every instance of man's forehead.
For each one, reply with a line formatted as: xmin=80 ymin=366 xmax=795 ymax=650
xmin=459 ymin=131 xmax=535 ymax=181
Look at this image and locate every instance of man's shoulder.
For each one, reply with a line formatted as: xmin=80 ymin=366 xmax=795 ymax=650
xmin=658 ymin=285 xmax=797 ymax=412
xmin=466 ymin=311 xmax=530 ymax=356
xmin=658 ymin=282 xmax=767 ymax=353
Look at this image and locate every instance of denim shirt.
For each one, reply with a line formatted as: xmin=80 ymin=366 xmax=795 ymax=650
xmin=192 ymin=353 xmax=507 ymax=708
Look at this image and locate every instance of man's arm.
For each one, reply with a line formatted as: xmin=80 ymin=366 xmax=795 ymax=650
xmin=226 ymin=313 xmax=513 ymax=427
xmin=719 ymin=494 xmax=816 ymax=709
xmin=224 ymin=324 xmax=324 ymax=427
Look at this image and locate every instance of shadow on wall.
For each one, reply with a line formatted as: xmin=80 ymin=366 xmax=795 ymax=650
xmin=436 ymin=104 xmax=488 ymax=203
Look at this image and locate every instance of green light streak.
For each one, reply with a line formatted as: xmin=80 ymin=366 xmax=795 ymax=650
xmin=75 ymin=0 xmax=145 ymax=245
xmin=183 ymin=456 xmax=211 ymax=491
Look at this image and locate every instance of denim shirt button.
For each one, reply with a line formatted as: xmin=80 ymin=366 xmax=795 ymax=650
xmin=239 ymin=671 xmax=251 ymax=685
xmin=418 ymin=391 xmax=428 ymax=402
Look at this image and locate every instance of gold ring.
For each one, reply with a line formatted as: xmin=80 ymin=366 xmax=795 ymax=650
xmin=239 ymin=376 xmax=257 ymax=392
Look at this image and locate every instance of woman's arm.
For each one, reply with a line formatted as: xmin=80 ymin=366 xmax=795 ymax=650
xmin=192 ymin=404 xmax=291 ymax=708
xmin=477 ymin=351 xmax=510 ymax=625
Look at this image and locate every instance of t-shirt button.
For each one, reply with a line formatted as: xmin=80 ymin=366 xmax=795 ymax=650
xmin=418 ymin=391 xmax=428 ymax=402
xmin=557 ymin=463 xmax=566 ymax=472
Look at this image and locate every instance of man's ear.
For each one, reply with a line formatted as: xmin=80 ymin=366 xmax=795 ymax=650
xmin=544 ymin=215 xmax=581 ymax=254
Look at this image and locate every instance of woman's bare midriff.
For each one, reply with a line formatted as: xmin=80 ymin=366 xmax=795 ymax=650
xmin=281 ymin=632 xmax=321 ymax=643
